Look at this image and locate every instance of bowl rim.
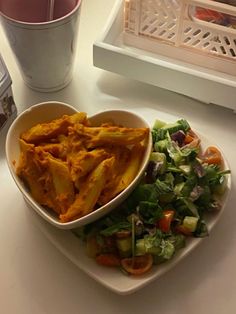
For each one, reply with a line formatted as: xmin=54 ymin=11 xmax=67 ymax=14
xmin=5 ymin=101 xmax=152 ymax=229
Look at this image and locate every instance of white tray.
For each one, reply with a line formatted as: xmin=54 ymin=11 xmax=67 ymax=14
xmin=93 ymin=0 xmax=236 ymax=112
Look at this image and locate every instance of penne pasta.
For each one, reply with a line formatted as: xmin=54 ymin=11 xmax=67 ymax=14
xmin=16 ymin=111 xmax=149 ymax=223
xmin=73 ymin=124 xmax=149 ymax=148
xmin=98 ymin=144 xmax=145 ymax=205
xmin=60 ymin=157 xmax=115 ymax=222
xmin=68 ymin=148 xmax=111 ymax=182
xmin=47 ymin=156 xmax=75 ymax=214
xmin=21 ymin=112 xmax=87 ymax=143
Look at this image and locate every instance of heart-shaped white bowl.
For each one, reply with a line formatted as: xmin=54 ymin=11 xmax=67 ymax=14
xmin=5 ymin=101 xmax=152 ymax=229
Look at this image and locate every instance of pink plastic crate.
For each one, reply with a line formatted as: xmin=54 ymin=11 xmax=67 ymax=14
xmin=123 ymin=0 xmax=236 ymax=76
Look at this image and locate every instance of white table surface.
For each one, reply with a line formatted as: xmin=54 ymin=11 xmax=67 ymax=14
xmin=0 ymin=1 xmax=236 ymax=313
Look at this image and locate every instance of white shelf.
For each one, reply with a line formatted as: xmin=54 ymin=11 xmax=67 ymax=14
xmin=93 ymin=0 xmax=236 ymax=111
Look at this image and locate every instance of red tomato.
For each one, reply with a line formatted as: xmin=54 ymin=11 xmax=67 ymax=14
xmin=175 ymin=225 xmax=192 ymax=236
xmin=121 ymin=254 xmax=153 ymax=275
xmin=184 ymin=133 xmax=195 ymax=144
xmin=158 ymin=210 xmax=175 ymax=233
xmin=184 ymin=130 xmax=200 ymax=148
xmin=202 ymin=146 xmax=222 ymax=165
xmin=96 ymin=253 xmax=120 ymax=267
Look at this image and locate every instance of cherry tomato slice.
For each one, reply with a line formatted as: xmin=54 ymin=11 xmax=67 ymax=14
xmin=96 ymin=253 xmax=120 ymax=267
xmin=121 ymin=254 xmax=153 ymax=275
xmin=202 ymin=146 xmax=222 ymax=165
xmin=158 ymin=210 xmax=175 ymax=233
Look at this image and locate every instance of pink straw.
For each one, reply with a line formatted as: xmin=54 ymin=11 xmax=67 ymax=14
xmin=47 ymin=0 xmax=55 ymax=21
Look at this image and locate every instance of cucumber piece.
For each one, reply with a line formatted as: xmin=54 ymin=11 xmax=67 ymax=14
xmin=161 ymin=122 xmax=184 ymax=134
xmin=174 ymin=182 xmax=185 ymax=196
xmin=135 ymin=239 xmax=146 ymax=256
xmin=135 ymin=239 xmax=161 ymax=256
xmin=154 ymin=139 xmax=169 ymax=153
xmin=160 ymin=119 xmax=190 ymax=134
xmin=179 ymin=164 xmax=192 ymax=175
xmin=183 ymin=216 xmax=199 ymax=232
xmin=153 ymin=119 xmax=167 ymax=129
xmin=116 ymin=237 xmax=132 ymax=258
xmin=150 ymin=152 xmax=166 ymax=163
xmin=149 ymin=152 xmax=167 ymax=174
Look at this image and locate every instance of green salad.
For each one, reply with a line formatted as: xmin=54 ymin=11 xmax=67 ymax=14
xmin=74 ymin=118 xmax=230 ymax=276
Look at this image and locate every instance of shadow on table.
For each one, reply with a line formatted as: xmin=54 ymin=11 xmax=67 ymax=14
xmin=0 ymin=112 xmax=16 ymax=161
xmin=96 ymin=71 xmax=236 ymax=133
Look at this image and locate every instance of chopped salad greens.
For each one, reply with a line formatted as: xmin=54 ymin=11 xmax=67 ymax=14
xmin=74 ymin=118 xmax=230 ymax=276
